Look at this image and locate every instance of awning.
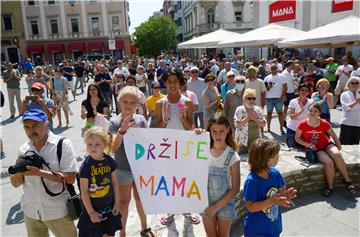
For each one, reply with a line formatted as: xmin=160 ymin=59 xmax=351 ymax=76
xmin=47 ymin=43 xmax=65 ymax=53
xmin=88 ymin=41 xmax=105 ymax=51
xmin=67 ymin=42 xmax=85 ymax=52
xmin=116 ymin=40 xmax=124 ymax=49
xmin=27 ymin=45 xmax=44 ymax=54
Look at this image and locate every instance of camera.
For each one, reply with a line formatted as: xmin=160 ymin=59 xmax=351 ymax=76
xmin=8 ymin=151 xmax=44 ymax=174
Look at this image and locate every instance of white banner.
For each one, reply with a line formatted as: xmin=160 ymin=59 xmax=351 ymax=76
xmin=124 ymin=128 xmax=210 ymax=214
xmin=108 ymin=39 xmax=115 ymax=50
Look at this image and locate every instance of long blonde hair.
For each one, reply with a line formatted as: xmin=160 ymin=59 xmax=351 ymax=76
xmin=83 ymin=126 xmax=112 ymax=155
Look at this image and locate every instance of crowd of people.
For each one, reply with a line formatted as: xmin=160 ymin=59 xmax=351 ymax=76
xmin=2 ymin=50 xmax=359 ymax=237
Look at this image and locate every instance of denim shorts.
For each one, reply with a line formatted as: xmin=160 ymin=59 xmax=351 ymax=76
xmin=266 ymin=98 xmax=284 ymax=113
xmin=116 ymin=169 xmax=134 ymax=185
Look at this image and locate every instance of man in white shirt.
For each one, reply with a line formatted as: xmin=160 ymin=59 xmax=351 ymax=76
xmin=334 ymin=56 xmax=353 ymax=105
xmin=272 ymin=58 xmax=283 ymax=72
xmin=217 ymin=62 xmax=239 ymax=89
xmin=282 ymin=60 xmax=296 ymax=128
xmin=10 ymin=109 xmax=77 ymax=237
xmin=245 ymin=66 xmax=266 ymax=108
xmin=210 ymin=59 xmax=219 ymax=76
xmin=264 ymin=64 xmax=287 ymax=134
xmin=113 ymin=60 xmax=130 ymax=78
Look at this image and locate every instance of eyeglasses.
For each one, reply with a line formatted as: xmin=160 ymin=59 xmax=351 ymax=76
xmin=246 ymin=97 xmax=256 ymax=101
xmin=153 ymin=87 xmax=160 ymax=89
xmin=350 ymin=82 xmax=359 ymax=85
xmin=235 ymin=80 xmax=245 ymax=84
xmin=228 ymin=75 xmax=235 ymax=78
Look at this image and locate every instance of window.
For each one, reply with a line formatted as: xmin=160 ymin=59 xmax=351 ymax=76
xmin=3 ymin=16 xmax=13 ymax=31
xmin=207 ymin=8 xmax=215 ymax=24
xmin=28 ymin=0 xmax=35 ymax=5
xmin=111 ymin=16 xmax=120 ymax=32
xmin=48 ymin=0 xmax=55 ymax=4
xmin=30 ymin=20 xmax=39 ymax=35
xmin=235 ymin=11 xmax=242 ymax=22
xmin=91 ymin=17 xmax=100 ymax=34
xmin=68 ymin=0 xmax=76 ymax=4
xmin=176 ymin=18 xmax=182 ymax=27
xmin=50 ymin=19 xmax=58 ymax=34
xmin=71 ymin=18 xmax=79 ymax=33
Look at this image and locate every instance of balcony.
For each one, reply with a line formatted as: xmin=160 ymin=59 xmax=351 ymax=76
xmin=30 ymin=34 xmax=41 ymax=40
xmin=50 ymin=34 xmax=60 ymax=39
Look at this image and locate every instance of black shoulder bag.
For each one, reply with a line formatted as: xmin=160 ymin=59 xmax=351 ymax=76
xmin=57 ymin=138 xmax=82 ymax=220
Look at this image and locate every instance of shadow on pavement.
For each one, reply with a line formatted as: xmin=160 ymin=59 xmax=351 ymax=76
xmin=6 ymin=202 xmax=24 ymax=225
xmin=1 ymin=116 xmax=20 ymax=126
xmin=230 ymin=189 xmax=359 ymax=237
xmin=53 ymin=125 xmax=72 ymax=135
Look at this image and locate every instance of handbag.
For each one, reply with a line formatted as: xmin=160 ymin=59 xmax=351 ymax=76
xmin=57 ymin=138 xmax=83 ymax=220
xmin=305 ymin=148 xmax=318 ymax=164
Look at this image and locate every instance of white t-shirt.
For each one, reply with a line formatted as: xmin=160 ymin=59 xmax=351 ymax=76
xmin=209 ymin=146 xmax=240 ymax=185
xmin=336 ymin=64 xmax=353 ymax=86
xmin=282 ymin=69 xmax=295 ymax=93
xmin=245 ymin=78 xmax=266 ymax=106
xmin=340 ymin=90 xmax=360 ymax=126
xmin=287 ymin=98 xmax=313 ymax=131
xmin=276 ymin=63 xmax=283 ymax=72
xmin=264 ymin=73 xmax=286 ymax=98
xmin=113 ymin=67 xmax=130 ymax=77
xmin=350 ymin=68 xmax=360 ymax=78
xmin=135 ymin=73 xmax=147 ymax=88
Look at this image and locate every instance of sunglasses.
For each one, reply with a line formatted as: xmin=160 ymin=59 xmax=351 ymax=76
xmin=246 ymin=97 xmax=256 ymax=101
xmin=207 ymin=79 xmax=215 ymax=82
xmin=228 ymin=75 xmax=235 ymax=78
xmin=235 ymin=80 xmax=245 ymax=84
xmin=350 ymin=82 xmax=359 ymax=85
xmin=153 ymin=87 xmax=160 ymax=89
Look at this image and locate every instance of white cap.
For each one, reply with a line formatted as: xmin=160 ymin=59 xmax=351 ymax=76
xmin=190 ymin=66 xmax=199 ymax=72
xmin=210 ymin=59 xmax=217 ymax=63
xmin=227 ymin=71 xmax=235 ymax=77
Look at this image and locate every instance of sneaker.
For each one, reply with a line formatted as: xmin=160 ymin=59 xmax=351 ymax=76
xmin=9 ymin=115 xmax=15 ymax=119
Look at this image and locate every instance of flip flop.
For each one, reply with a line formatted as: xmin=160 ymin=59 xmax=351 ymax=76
xmin=160 ymin=214 xmax=175 ymax=226
xmin=184 ymin=213 xmax=201 ymax=225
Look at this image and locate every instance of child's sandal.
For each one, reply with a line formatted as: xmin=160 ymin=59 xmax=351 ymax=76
xmin=344 ymin=181 xmax=356 ymax=194
xmin=321 ymin=187 xmax=333 ymax=197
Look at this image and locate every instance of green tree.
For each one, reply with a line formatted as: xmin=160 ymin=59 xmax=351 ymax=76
xmin=133 ymin=16 xmax=177 ymax=57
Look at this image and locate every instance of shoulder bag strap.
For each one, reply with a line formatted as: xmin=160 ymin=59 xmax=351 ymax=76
xmin=40 ymin=137 xmax=67 ymax=197
xmin=57 ymin=137 xmax=77 ymax=197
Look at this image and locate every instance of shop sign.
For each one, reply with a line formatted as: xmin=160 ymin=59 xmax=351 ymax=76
xmin=332 ymin=0 xmax=353 ymax=13
xmin=269 ymin=0 xmax=296 ymax=23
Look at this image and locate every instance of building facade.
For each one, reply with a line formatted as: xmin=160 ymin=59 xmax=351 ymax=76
xmin=20 ymin=0 xmax=131 ymax=65
xmin=179 ymin=0 xmax=254 ymax=58
xmin=252 ymin=0 xmax=360 ymax=59
xmin=1 ymin=1 xmax=26 ymax=63
xmin=162 ymin=1 xmax=185 ymax=43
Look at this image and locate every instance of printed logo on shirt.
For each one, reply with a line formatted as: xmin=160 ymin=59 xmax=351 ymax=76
xmin=306 ymin=130 xmax=322 ymax=145
xmin=263 ymin=187 xmax=279 ymax=222
xmin=89 ymin=164 xmax=112 ymax=198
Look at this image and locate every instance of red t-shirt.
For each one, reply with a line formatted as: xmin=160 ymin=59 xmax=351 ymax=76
xmin=297 ymin=119 xmax=331 ymax=150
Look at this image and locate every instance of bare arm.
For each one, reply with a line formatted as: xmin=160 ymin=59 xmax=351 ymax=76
xmin=179 ymin=100 xmax=194 ymax=130
xmin=327 ymin=128 xmax=342 ymax=150
xmin=154 ymin=101 xmax=167 ymax=128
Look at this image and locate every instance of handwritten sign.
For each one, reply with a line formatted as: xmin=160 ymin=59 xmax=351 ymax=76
xmin=124 ymin=128 xmax=210 ymax=214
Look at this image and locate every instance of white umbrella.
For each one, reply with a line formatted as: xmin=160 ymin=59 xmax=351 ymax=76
xmin=278 ymin=15 xmax=360 ymax=48
xmin=177 ymin=28 xmax=242 ymax=49
xmin=218 ymin=23 xmax=305 ymax=48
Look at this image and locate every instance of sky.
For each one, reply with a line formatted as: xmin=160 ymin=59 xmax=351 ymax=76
xmin=128 ymin=0 xmax=164 ymax=35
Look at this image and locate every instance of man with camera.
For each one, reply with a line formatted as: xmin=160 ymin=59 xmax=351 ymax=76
xmin=10 ymin=109 xmax=77 ymax=237
xmin=22 ymin=82 xmax=55 ymax=132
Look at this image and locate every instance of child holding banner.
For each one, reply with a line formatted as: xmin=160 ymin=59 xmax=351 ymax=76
xmin=243 ymin=139 xmax=297 ymax=237
xmin=202 ymin=112 xmax=240 ymax=237
xmin=78 ymin=126 xmax=122 ymax=237
xmin=153 ymin=68 xmax=201 ymax=225
xmin=108 ymin=86 xmax=155 ymax=237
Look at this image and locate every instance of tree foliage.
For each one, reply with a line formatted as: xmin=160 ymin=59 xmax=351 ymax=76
xmin=133 ymin=16 xmax=177 ymax=57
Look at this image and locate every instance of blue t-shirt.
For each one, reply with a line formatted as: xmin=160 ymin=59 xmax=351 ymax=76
xmin=243 ymin=167 xmax=285 ymax=237
xmin=156 ymin=67 xmax=165 ymax=89
xmin=220 ymin=82 xmax=234 ymax=101
xmin=53 ymin=76 xmax=67 ymax=93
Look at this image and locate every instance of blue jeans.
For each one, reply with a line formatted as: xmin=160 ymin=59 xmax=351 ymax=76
xmin=286 ymin=128 xmax=300 ymax=148
xmin=202 ymin=165 xmax=236 ymax=221
xmin=266 ymin=98 xmax=283 ymax=113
